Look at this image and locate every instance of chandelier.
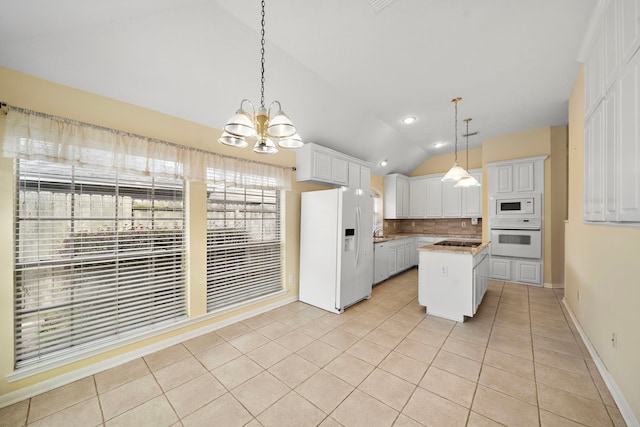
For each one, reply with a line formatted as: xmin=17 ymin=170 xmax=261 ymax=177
xmin=455 ymin=117 xmax=481 ymax=187
xmin=441 ymin=97 xmax=472 ymax=182
xmin=218 ymin=0 xmax=303 ymax=154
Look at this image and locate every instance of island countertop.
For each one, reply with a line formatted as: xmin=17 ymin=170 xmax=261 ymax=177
xmin=418 ymin=240 xmax=490 ymax=256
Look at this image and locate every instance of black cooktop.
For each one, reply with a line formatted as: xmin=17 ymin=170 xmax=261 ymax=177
xmin=433 ymin=240 xmax=481 ymax=248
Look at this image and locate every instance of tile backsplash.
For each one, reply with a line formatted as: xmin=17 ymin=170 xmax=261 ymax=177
xmin=384 ymin=218 xmax=483 ymax=238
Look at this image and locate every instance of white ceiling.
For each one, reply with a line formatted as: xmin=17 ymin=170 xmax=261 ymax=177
xmin=0 ymin=0 xmax=595 ymax=175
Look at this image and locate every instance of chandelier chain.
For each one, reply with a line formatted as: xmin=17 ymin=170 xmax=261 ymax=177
xmin=260 ymin=0 xmax=266 ymax=108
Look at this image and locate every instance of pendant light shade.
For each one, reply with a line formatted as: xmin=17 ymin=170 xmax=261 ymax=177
xmin=442 ymin=97 xmax=471 ymax=182
xmin=454 ymin=174 xmax=481 ymax=187
xmin=443 ymin=163 xmax=471 ymax=182
xmin=454 ymin=117 xmax=480 ymax=188
xmin=218 ymin=0 xmax=302 ymax=154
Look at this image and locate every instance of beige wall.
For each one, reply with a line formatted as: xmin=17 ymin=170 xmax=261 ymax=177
xmin=410 ymin=147 xmax=482 ymax=177
xmin=0 ymin=67 xmax=322 ymax=398
xmin=565 ymin=67 xmax=640 ymax=420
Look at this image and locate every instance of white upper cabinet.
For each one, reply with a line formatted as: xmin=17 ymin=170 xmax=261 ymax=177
xmin=621 ymin=0 xmax=640 ymax=64
xmin=386 ymin=169 xmax=482 ymax=220
xmin=312 ymin=150 xmax=331 ymax=181
xmin=384 ymin=174 xmax=410 ymax=219
xmin=462 ymin=170 xmax=483 ymax=218
xmin=348 ymin=162 xmax=371 ymax=191
xmin=296 ymin=142 xmax=372 ymax=189
xmin=332 ymin=157 xmax=348 ymax=186
xmin=442 ymin=181 xmax=462 ymax=217
xmin=425 ymin=176 xmax=444 ymax=217
xmin=409 ymin=177 xmax=427 ymax=218
xmin=490 ymin=160 xmax=540 ymax=195
xmin=495 ymin=165 xmax=513 ymax=193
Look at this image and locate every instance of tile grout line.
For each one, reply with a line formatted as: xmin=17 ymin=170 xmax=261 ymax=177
xmin=465 ymin=280 xmax=502 ymax=426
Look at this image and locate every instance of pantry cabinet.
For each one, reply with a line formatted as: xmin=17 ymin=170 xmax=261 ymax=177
xmin=621 ymin=0 xmax=640 ymax=64
xmin=583 ymin=0 xmax=640 ymax=224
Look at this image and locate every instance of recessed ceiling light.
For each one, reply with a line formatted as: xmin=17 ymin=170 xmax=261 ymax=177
xmin=379 ymin=159 xmax=388 ymax=167
xmin=402 ymin=116 xmax=416 ymax=124
xmin=433 ymin=142 xmax=446 ymax=148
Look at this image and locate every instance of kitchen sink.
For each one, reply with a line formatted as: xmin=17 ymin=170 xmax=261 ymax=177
xmin=433 ymin=240 xmax=481 ymax=248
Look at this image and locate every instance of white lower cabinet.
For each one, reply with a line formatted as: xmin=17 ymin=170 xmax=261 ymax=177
xmin=490 ymin=256 xmax=541 ymax=286
xmin=378 ymin=237 xmax=417 ymax=282
xmin=489 ymin=257 xmax=511 ymax=281
xmin=514 ymin=260 xmax=541 ymax=284
xmin=374 ymin=242 xmax=389 ymax=284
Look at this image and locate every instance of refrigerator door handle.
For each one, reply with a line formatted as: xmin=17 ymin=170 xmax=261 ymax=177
xmin=355 ymin=206 xmax=361 ymax=268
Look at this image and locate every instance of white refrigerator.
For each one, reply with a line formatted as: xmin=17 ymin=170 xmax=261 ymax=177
xmin=299 ymin=188 xmax=373 ymax=313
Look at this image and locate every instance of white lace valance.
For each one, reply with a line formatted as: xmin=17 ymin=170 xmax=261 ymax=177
xmin=2 ymin=108 xmax=293 ymax=190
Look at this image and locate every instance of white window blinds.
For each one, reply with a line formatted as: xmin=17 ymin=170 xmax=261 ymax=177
xmin=206 ymin=184 xmax=283 ymax=311
xmin=15 ymin=159 xmax=186 ymax=366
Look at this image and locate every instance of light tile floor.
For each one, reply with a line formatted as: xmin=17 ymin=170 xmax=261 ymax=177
xmin=0 ymin=269 xmax=628 ymax=427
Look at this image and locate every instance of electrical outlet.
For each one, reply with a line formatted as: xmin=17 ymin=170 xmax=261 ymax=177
xmin=611 ymin=332 xmax=617 ymax=348
xmin=412 ymin=221 xmax=415 ymax=227
xmin=440 ymin=266 xmax=448 ymax=277
xmin=462 ymin=221 xmax=466 ymax=228
xmin=288 ymin=274 xmax=294 ymax=284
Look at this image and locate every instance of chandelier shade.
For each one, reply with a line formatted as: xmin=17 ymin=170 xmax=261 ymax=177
xmin=253 ymin=138 xmax=278 ymax=154
xmin=219 ymin=131 xmax=249 ymax=148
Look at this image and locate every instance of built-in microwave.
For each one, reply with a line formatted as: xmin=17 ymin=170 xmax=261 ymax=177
xmin=493 ymin=193 xmax=541 ymax=217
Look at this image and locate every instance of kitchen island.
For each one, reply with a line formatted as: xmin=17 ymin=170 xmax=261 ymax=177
xmin=417 ymin=240 xmax=490 ymax=322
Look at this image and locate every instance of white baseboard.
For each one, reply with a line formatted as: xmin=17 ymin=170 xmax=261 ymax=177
xmin=0 ymin=295 xmax=298 ymax=409
xmin=543 ymin=282 xmax=564 ymax=289
xmin=563 ymin=298 xmax=639 ymax=427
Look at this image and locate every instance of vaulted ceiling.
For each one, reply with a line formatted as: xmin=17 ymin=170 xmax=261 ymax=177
xmin=0 ymin=0 xmax=595 ymax=175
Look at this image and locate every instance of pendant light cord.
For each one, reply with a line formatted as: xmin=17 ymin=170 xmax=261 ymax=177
xmin=464 ymin=118 xmax=472 ymax=169
xmin=452 ymin=97 xmax=461 ymax=163
xmin=260 ymin=0 xmax=266 ymax=109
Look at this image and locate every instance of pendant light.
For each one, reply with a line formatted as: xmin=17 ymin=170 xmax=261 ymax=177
xmin=442 ymin=97 xmax=472 ymax=182
xmin=219 ymin=0 xmax=303 ymax=154
xmin=455 ymin=117 xmax=481 ymax=188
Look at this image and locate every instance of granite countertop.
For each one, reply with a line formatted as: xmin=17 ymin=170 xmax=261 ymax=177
xmin=417 ymin=240 xmax=490 ymax=256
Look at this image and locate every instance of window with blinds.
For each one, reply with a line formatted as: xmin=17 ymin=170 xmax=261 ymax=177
xmin=206 ymin=184 xmax=282 ymax=311
xmin=15 ymin=159 xmax=186 ymax=367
